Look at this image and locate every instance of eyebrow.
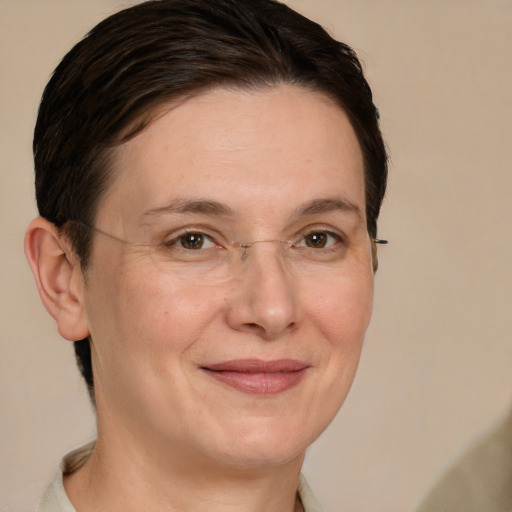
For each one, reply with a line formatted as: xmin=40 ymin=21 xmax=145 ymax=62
xmin=141 ymin=199 xmax=235 ymax=221
xmin=295 ymin=197 xmax=363 ymax=219
xmin=140 ymin=196 xmax=363 ymax=223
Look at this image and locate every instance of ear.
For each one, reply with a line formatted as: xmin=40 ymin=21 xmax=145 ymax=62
xmin=371 ymin=239 xmax=379 ymax=273
xmin=24 ymin=217 xmax=90 ymax=341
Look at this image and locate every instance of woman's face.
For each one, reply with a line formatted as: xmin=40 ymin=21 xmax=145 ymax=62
xmin=81 ymin=85 xmax=374 ymax=468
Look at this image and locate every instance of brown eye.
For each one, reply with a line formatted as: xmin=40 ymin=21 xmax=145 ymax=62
xmin=163 ymin=231 xmax=218 ymax=252
xmin=304 ymin=232 xmax=328 ymax=248
xmin=297 ymin=231 xmax=342 ymax=249
xmin=178 ymin=233 xmax=205 ymax=250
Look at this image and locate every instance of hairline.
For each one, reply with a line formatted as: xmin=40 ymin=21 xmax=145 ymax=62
xmin=83 ymin=81 xmax=367 ymax=264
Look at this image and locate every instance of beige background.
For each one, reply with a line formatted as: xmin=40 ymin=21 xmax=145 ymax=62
xmin=1 ymin=1 xmax=511 ymax=511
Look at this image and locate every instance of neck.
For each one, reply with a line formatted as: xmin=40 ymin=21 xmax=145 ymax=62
xmin=64 ymin=429 xmax=305 ymax=512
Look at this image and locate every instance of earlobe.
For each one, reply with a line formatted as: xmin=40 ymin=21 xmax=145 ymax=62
xmin=24 ymin=217 xmax=90 ymax=341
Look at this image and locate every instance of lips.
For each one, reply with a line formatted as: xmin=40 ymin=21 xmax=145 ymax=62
xmin=201 ymin=359 xmax=310 ymax=395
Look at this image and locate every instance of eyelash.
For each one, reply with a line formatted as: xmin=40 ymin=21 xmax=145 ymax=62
xmin=161 ymin=228 xmax=345 ymax=251
xmin=292 ymin=231 xmax=343 ymax=250
xmin=163 ymin=231 xmax=219 ymax=251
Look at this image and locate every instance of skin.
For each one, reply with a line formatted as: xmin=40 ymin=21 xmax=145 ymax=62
xmin=26 ymin=85 xmax=374 ymax=512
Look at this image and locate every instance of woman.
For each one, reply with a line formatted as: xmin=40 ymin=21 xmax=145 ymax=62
xmin=25 ymin=0 xmax=388 ymax=510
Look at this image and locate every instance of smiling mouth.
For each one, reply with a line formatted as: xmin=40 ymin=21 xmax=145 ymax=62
xmin=201 ymin=359 xmax=310 ymax=395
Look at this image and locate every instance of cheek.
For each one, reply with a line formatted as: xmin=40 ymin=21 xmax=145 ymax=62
xmin=305 ymin=270 xmax=374 ymax=347
xmin=118 ymin=274 xmax=227 ymax=351
xmin=85 ymin=259 xmax=227 ymax=376
xmin=86 ymin=268 xmax=229 ymax=412
xmin=293 ymin=272 xmax=373 ymax=440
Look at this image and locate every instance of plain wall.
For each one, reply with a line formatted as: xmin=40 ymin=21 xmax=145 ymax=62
xmin=1 ymin=1 xmax=511 ymax=511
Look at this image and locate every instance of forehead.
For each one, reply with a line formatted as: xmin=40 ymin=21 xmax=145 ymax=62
xmin=99 ymin=85 xmax=365 ymax=227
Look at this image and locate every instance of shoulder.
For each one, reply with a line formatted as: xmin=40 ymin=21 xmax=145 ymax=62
xmin=298 ymin=474 xmax=328 ymax=512
xmin=38 ymin=441 xmax=95 ymax=512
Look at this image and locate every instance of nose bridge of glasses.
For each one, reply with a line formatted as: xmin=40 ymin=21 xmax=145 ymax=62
xmin=236 ymin=239 xmax=292 ymax=260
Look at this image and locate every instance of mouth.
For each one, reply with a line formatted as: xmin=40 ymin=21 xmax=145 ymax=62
xmin=200 ymin=359 xmax=310 ymax=395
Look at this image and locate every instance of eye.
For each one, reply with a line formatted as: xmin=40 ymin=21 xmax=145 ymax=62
xmin=167 ymin=232 xmax=217 ymax=250
xmin=295 ymin=231 xmax=342 ymax=249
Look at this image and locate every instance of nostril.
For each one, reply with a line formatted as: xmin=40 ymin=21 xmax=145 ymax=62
xmin=243 ymin=322 xmax=265 ymax=334
xmin=241 ymin=320 xmax=297 ymax=340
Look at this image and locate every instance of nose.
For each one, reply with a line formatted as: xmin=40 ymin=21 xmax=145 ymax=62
xmin=225 ymin=242 xmax=300 ymax=340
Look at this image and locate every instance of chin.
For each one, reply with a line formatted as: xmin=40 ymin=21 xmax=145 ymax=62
xmin=209 ymin=417 xmax=320 ymax=469
xmin=218 ymin=443 xmax=305 ymax=469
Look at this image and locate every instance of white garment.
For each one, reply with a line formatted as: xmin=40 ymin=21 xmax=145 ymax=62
xmin=38 ymin=442 xmax=326 ymax=512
